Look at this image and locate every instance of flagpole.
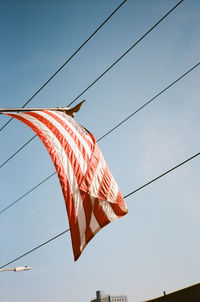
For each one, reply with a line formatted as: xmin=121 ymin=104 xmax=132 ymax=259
xmin=0 ymin=107 xmax=70 ymax=112
xmin=0 ymin=100 xmax=86 ymax=117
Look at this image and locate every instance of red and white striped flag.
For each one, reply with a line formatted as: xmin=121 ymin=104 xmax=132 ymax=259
xmin=5 ymin=110 xmax=128 ymax=260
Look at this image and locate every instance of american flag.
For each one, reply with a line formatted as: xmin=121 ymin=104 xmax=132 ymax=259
xmin=5 ymin=110 xmax=128 ymax=261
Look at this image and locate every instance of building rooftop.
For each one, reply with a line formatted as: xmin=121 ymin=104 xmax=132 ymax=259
xmin=144 ymin=283 xmax=200 ymax=302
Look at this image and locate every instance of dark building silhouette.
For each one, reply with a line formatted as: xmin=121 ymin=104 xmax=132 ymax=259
xmin=91 ymin=290 xmax=128 ymax=302
xmin=144 ymin=283 xmax=200 ymax=302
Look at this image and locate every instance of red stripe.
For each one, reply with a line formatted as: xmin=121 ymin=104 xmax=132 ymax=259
xmin=78 ymin=129 xmax=94 ymax=151
xmin=85 ymin=132 xmax=96 ymax=151
xmin=24 ymin=112 xmax=88 ymax=259
xmin=81 ymin=193 xmax=94 ymax=243
xmin=93 ymin=199 xmax=110 ymax=228
xmin=48 ymin=110 xmax=94 ymax=151
xmin=6 ymin=113 xmax=82 ymax=261
xmin=79 ymin=142 xmax=101 ymax=193
xmin=26 ymin=112 xmax=85 ymax=186
xmin=97 ymin=162 xmax=112 ymax=201
xmin=110 ymin=191 xmax=128 ymax=217
xmin=5 ymin=112 xmax=128 ymax=261
xmin=67 ymin=117 xmax=95 ymax=151
xmin=43 ymin=111 xmax=93 ymax=164
xmin=61 ymin=177 xmax=81 ymax=261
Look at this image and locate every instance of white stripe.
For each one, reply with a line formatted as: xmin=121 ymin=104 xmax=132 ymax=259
xmin=99 ymin=200 xmax=118 ymax=221
xmin=89 ymin=196 xmax=100 ymax=233
xmin=51 ymin=111 xmax=93 ymax=157
xmin=106 ymin=174 xmax=119 ymax=203
xmin=88 ymin=151 xmax=118 ymax=223
xmin=15 ymin=112 xmax=86 ymax=250
xmin=38 ymin=111 xmax=88 ymax=176
xmin=89 ymin=151 xmax=106 ymax=197
xmin=90 ymin=213 xmax=100 ymax=233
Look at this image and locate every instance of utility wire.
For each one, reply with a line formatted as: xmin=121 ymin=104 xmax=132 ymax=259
xmin=0 ymin=135 xmax=37 ymax=169
xmin=0 ymin=229 xmax=70 ymax=270
xmin=68 ymin=0 xmax=184 ymax=107
xmin=123 ymin=152 xmax=200 ymax=198
xmin=0 ymin=171 xmax=56 ymax=214
xmin=0 ymin=0 xmax=184 ymax=166
xmin=0 ymin=62 xmax=199 ymax=214
xmin=0 ymin=151 xmax=199 ymax=269
xmin=0 ymin=0 xmax=189 ymax=266
xmin=0 ymin=0 xmax=127 ymax=132
xmin=98 ymin=62 xmax=200 ymax=141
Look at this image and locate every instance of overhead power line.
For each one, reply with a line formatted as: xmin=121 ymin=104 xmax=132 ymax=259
xmin=0 ymin=0 xmax=127 ymax=132
xmin=0 ymin=229 xmax=70 ymax=270
xmin=98 ymin=62 xmax=200 ymax=141
xmin=123 ymin=152 xmax=200 ymax=198
xmin=0 ymin=62 xmax=199 ymax=214
xmin=0 ymin=135 xmax=37 ymax=169
xmin=68 ymin=0 xmax=184 ymax=107
xmin=0 ymin=151 xmax=199 ymax=269
xmin=0 ymin=171 xmax=56 ymax=214
xmin=0 ymin=0 xmax=184 ymax=166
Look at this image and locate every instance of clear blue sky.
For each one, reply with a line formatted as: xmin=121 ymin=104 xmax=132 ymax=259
xmin=0 ymin=0 xmax=199 ymax=301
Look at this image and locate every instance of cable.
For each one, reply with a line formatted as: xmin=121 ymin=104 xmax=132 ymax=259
xmin=0 ymin=0 xmax=127 ymax=132
xmin=0 ymin=62 xmax=199 ymax=214
xmin=0 ymin=229 xmax=70 ymax=269
xmin=0 ymin=171 xmax=56 ymax=215
xmin=97 ymin=62 xmax=200 ymax=141
xmin=68 ymin=0 xmax=184 ymax=107
xmin=0 ymin=135 xmax=37 ymax=169
xmin=0 ymin=151 xmax=199 ymax=269
xmin=0 ymin=0 xmax=184 ymax=165
xmin=123 ymin=152 xmax=200 ymax=198
xmin=0 ymin=0 xmax=189 ymax=266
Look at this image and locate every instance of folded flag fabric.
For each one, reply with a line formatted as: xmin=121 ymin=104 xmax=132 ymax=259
xmin=5 ymin=110 xmax=128 ymax=260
